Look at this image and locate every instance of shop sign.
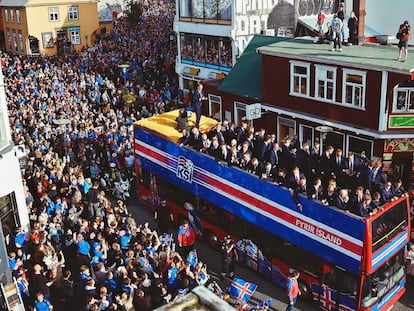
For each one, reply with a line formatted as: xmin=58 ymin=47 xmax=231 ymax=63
xmin=384 ymin=138 xmax=414 ymax=152
xmin=388 ymin=115 xmax=414 ymax=128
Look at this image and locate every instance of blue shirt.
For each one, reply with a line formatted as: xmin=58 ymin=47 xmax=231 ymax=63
xmin=78 ymin=240 xmax=91 ymax=256
xmin=34 ymin=299 xmax=51 ymax=311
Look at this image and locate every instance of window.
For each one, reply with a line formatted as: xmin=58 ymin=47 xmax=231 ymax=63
xmin=6 ymin=28 xmax=11 ymax=51
xmin=347 ymin=135 xmax=373 ymax=160
xmin=315 ymin=65 xmax=336 ymax=101
xmin=16 ymin=10 xmax=20 ymax=23
xmin=18 ymin=30 xmax=24 ymax=53
xmin=299 ymin=125 xmax=314 ymax=147
xmin=241 ymin=21 xmax=245 ymax=31
xmin=10 ymin=9 xmax=14 ymax=23
xmin=70 ymin=27 xmax=80 ymax=45
xmin=234 ymin=102 xmax=248 ymax=126
xmin=342 ymin=69 xmax=366 ymax=109
xmin=393 ymin=88 xmax=414 ymax=112
xmin=290 ymin=61 xmax=310 ymax=97
xmin=12 ymin=30 xmax=17 ymax=52
xmin=68 ymin=6 xmax=79 ymax=20
xmin=49 ymin=7 xmax=59 ymax=21
xmin=208 ymin=94 xmax=222 ymax=121
xmin=4 ymin=9 xmax=8 ymax=23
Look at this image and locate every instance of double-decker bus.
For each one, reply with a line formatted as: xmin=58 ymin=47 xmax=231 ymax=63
xmin=134 ymin=111 xmax=411 ymax=311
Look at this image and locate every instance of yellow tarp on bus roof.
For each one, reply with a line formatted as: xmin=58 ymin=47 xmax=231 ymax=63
xmin=135 ymin=109 xmax=218 ymax=143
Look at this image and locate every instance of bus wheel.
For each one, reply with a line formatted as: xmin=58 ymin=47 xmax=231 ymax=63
xmin=298 ymin=281 xmax=312 ymax=301
xmin=204 ymin=229 xmax=220 ymax=249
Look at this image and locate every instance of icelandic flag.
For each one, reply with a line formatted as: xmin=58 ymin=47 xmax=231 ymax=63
xmin=228 ymin=278 xmax=257 ymax=303
xmin=186 ymin=249 xmax=198 ymax=267
xmin=160 ymin=233 xmax=173 ymax=246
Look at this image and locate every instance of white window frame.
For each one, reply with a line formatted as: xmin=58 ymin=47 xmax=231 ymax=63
xmin=18 ymin=30 xmax=24 ymax=53
xmin=314 ymin=65 xmax=337 ymax=102
xmin=234 ymin=101 xmax=249 ymax=126
xmin=15 ymin=9 xmax=20 ymax=24
xmin=208 ymin=94 xmax=222 ymax=121
xmin=346 ymin=135 xmax=373 ymax=160
xmin=299 ymin=124 xmax=314 ymax=147
xmin=70 ymin=29 xmax=81 ymax=45
xmin=9 ymin=9 xmax=14 ymax=23
xmin=320 ymin=131 xmax=345 ymax=155
xmin=392 ymin=87 xmax=414 ymax=113
xmin=290 ymin=60 xmax=311 ymax=98
xmin=342 ymin=69 xmax=366 ymax=110
xmin=68 ymin=6 xmax=79 ymax=20
xmin=48 ymin=7 xmax=59 ymax=22
xmin=4 ymin=9 xmax=8 ymax=23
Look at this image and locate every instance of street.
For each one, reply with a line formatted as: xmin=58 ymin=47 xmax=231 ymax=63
xmin=128 ymin=183 xmax=414 ymax=310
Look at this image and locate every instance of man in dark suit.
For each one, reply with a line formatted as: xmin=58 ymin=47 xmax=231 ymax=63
xmin=319 ymin=145 xmax=335 ymax=186
xmin=287 ymin=166 xmax=305 ymax=189
xmin=265 ymin=142 xmax=281 ymax=168
xmin=332 ymin=148 xmax=347 ymax=186
xmin=218 ymin=142 xmax=231 ymax=164
xmin=295 ymin=143 xmax=311 ymax=178
xmin=261 ymin=162 xmax=277 ymax=182
xmin=343 ymin=151 xmax=360 ymax=190
xmin=371 ymin=160 xmax=387 ymax=193
xmin=193 ymin=82 xmax=206 ymax=128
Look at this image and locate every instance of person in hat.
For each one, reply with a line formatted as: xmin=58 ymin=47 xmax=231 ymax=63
xmin=221 ymin=235 xmax=238 ymax=279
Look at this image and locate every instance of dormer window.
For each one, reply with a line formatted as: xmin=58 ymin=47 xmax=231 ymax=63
xmin=393 ymin=88 xmax=414 ymax=112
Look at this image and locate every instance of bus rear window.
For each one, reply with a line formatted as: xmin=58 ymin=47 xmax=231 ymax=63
xmin=371 ymin=200 xmax=408 ymax=252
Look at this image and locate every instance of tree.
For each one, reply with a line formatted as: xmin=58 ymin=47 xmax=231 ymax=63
xmin=125 ymin=0 xmax=144 ymax=24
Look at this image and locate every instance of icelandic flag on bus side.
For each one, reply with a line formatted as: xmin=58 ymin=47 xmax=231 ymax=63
xmin=161 ymin=233 xmax=173 ymax=246
xmin=229 ymin=278 xmax=257 ymax=302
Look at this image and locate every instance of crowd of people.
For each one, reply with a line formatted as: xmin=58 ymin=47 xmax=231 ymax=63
xmin=2 ymin=1 xmax=412 ymax=310
xmin=179 ymin=118 xmax=408 ymax=217
xmin=2 ymin=1 xmax=226 ymax=310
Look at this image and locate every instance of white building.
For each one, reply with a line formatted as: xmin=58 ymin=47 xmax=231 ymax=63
xmin=0 ymin=66 xmax=30 ymax=286
xmin=174 ymin=0 xmax=337 ymax=91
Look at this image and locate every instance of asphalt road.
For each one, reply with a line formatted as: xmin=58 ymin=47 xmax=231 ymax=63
xmin=127 ymin=184 xmax=414 ymax=310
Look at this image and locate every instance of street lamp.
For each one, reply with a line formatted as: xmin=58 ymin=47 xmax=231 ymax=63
xmin=53 ymin=118 xmax=71 ymax=163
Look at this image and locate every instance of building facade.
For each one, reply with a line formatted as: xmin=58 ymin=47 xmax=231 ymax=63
xmin=0 ymin=0 xmax=99 ymax=56
xmin=203 ymin=36 xmax=414 ymax=190
xmin=0 ymin=66 xmax=30 ymax=289
xmin=175 ymin=0 xmax=338 ymax=91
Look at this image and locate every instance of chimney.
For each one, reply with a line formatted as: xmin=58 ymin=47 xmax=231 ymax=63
xmin=353 ymin=0 xmax=366 ymax=45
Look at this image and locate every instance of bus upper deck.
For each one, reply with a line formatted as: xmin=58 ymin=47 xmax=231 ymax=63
xmin=134 ymin=110 xmax=411 ymax=276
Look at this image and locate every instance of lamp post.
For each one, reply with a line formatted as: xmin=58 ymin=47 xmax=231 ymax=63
xmin=53 ymin=118 xmax=71 ymax=163
xmin=118 ymin=64 xmax=129 ymax=86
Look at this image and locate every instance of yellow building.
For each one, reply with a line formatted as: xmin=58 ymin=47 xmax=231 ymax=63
xmin=0 ymin=0 xmax=99 ymax=56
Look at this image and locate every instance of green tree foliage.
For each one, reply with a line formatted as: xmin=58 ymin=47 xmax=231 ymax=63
xmin=125 ymin=0 xmax=143 ymax=24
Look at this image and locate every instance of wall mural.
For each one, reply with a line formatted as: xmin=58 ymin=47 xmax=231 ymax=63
xmin=98 ymin=0 xmax=125 ymax=22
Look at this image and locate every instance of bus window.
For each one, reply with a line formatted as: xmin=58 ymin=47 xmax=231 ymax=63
xmin=372 ymin=200 xmax=408 ymax=251
xmin=361 ymin=250 xmax=405 ymax=308
xmin=338 ymin=272 xmax=358 ymax=297
xmin=283 ymin=244 xmax=319 ymax=275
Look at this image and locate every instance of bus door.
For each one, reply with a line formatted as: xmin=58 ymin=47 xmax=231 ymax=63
xmin=313 ymin=264 xmax=358 ymax=310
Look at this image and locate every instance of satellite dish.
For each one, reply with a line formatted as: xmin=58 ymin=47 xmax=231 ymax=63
xmin=315 ymin=125 xmax=333 ymax=133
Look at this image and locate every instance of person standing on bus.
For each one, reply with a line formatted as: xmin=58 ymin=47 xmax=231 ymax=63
xmin=221 ymin=235 xmax=238 ymax=279
xmin=285 ymin=270 xmax=301 ymax=311
xmin=193 ymin=82 xmax=206 ymax=128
